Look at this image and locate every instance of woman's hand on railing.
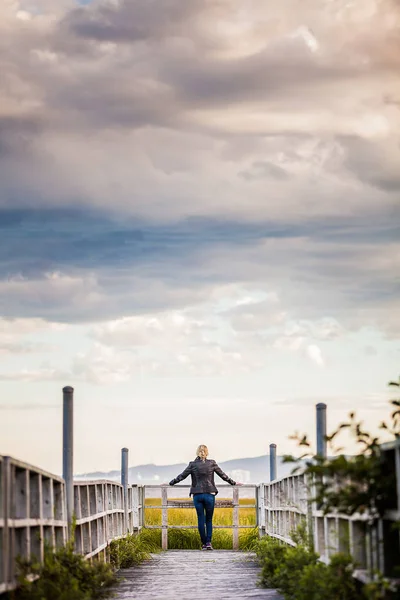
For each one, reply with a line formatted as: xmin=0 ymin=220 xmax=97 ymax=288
xmin=161 ymin=482 xmax=169 ymax=486
xmin=236 ymin=482 xmax=243 ymax=486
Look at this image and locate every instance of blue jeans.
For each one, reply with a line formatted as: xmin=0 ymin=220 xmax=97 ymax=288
xmin=193 ymin=493 xmax=215 ymax=544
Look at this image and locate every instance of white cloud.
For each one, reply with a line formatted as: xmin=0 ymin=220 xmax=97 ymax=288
xmin=306 ymin=344 xmax=325 ymax=367
xmin=0 ymin=317 xmax=66 ymax=355
xmin=283 ymin=318 xmax=345 ymax=341
xmin=274 ymin=335 xmax=305 ymax=352
xmin=91 ymin=312 xmax=205 ymax=347
xmin=0 ymin=367 xmax=69 ymax=382
xmin=72 ymin=343 xmax=135 ymax=384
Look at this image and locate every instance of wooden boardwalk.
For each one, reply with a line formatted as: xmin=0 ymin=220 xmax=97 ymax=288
xmin=111 ymin=550 xmax=283 ymax=600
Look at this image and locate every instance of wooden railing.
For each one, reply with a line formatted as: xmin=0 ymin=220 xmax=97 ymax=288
xmin=0 ymin=456 xmax=67 ymax=594
xmin=257 ymin=438 xmax=400 ymax=580
xmin=0 ymin=455 xmax=145 ymax=594
xmin=2 ymin=437 xmax=400 ymax=592
xmin=72 ymin=480 xmax=142 ymax=560
xmin=143 ymin=484 xmax=256 ymax=550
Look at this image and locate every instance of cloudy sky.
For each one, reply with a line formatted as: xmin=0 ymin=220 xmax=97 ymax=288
xmin=1 ymin=0 xmax=399 ymax=476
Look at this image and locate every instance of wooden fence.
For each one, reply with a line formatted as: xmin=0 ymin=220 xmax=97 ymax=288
xmin=0 ymin=455 xmax=144 ymax=594
xmin=2 ymin=447 xmax=400 ymax=593
xmin=2 ymin=387 xmax=400 ymax=593
xmin=257 ymin=438 xmax=400 ymax=581
xmin=144 ymin=484 xmax=256 ymax=550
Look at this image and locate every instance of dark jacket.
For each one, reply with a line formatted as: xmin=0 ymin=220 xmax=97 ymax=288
xmin=169 ymin=457 xmax=236 ymax=495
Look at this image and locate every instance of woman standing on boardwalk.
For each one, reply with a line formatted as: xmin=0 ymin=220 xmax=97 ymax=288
xmin=167 ymin=445 xmax=240 ymax=550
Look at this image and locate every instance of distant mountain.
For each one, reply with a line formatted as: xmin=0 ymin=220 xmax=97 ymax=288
xmin=75 ymin=454 xmax=300 ymax=484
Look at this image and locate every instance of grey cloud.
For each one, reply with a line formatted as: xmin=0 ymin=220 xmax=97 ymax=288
xmin=0 ymin=0 xmax=399 ymax=343
xmin=158 ymin=47 xmax=360 ymax=109
xmin=0 ymin=221 xmax=398 ymax=339
xmin=340 ymin=135 xmax=400 ymax=193
xmin=0 ymin=0 xmax=398 ymax=212
xmin=0 ymin=116 xmax=43 ymax=157
xmin=62 ymin=0 xmax=209 ymax=43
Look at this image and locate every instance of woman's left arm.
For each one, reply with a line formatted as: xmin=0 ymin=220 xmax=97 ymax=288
xmin=213 ymin=461 xmax=236 ymax=485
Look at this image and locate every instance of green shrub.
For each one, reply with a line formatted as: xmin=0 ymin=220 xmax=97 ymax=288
xmin=255 ymin=536 xmax=360 ymax=600
xmin=327 ymin=553 xmax=358 ymax=600
xmin=363 ymin=574 xmax=400 ymax=600
xmin=255 ymin=537 xmax=290 ymax=589
xmin=295 ymin=561 xmax=332 ymax=600
xmin=295 ymin=554 xmax=358 ymax=600
xmin=274 ymin=544 xmax=320 ymax=599
xmin=12 ymin=542 xmax=115 ymax=600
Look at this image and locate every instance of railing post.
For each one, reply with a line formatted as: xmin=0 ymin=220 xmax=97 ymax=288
xmin=316 ymin=403 xmax=327 ymax=458
xmin=132 ymin=486 xmax=139 ymax=530
xmin=121 ymin=448 xmax=129 ymax=534
xmin=2 ymin=456 xmax=11 ymax=588
xmin=62 ymin=386 xmax=74 ymax=536
xmin=161 ymin=486 xmax=168 ymax=550
xmin=314 ymin=403 xmax=327 ymax=549
xmin=257 ymin=483 xmax=266 ymax=536
xmin=140 ymin=486 xmax=145 ymax=528
xmin=269 ymin=443 xmax=277 ymax=481
xmin=233 ymin=487 xmax=239 ymax=550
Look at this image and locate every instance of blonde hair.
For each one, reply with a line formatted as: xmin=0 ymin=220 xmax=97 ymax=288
xmin=196 ymin=445 xmax=209 ymax=461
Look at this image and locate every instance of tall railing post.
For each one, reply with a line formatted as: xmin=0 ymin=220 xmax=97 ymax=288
xmin=62 ymin=386 xmax=74 ymax=536
xmin=314 ymin=402 xmax=327 ymax=547
xmin=316 ymin=403 xmax=327 ymax=458
xmin=121 ymin=448 xmax=129 ymax=534
xmin=2 ymin=456 xmax=11 ymax=587
xmin=269 ymin=443 xmax=277 ymax=481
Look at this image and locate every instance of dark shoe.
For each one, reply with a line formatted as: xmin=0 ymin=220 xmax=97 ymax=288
xmin=205 ymin=542 xmax=213 ymax=550
xmin=201 ymin=544 xmax=207 ymax=550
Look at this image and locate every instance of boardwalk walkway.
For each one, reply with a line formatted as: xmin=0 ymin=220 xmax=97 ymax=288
xmin=111 ymin=550 xmax=283 ymax=600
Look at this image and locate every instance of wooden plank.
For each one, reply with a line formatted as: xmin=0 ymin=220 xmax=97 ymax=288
xmin=112 ymin=551 xmax=283 ymax=599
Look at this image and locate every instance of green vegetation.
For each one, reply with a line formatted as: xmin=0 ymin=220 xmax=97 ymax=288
xmin=255 ymin=532 xmax=358 ymax=600
xmin=143 ymin=496 xmax=258 ymax=549
xmin=132 ymin=524 xmax=258 ymax=550
xmin=262 ymin=376 xmax=400 ymax=600
xmin=11 ymin=541 xmax=115 ymax=600
xmin=284 ymin=377 xmax=400 ymax=523
xmin=11 ymin=378 xmax=400 ymax=598
xmin=145 ymin=496 xmax=256 ymax=527
xmin=109 ymin=531 xmax=160 ymax=568
xmin=10 ymin=528 xmax=159 ymax=599
xmin=255 ymin=531 xmax=400 ymax=600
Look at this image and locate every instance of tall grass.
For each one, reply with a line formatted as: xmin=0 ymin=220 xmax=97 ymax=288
xmin=143 ymin=497 xmax=258 ymax=550
xmin=110 ymin=531 xmax=161 ymax=569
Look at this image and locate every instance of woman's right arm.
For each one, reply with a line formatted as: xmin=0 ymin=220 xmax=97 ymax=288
xmin=169 ymin=463 xmax=192 ymax=486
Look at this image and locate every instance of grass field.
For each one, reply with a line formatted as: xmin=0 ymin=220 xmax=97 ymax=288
xmin=141 ymin=497 xmax=259 ymax=550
